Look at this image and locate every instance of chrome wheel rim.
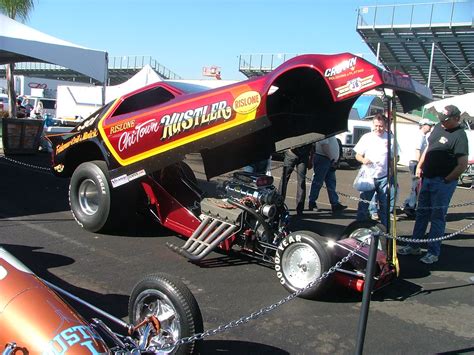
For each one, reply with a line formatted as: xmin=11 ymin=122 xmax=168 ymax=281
xmin=78 ymin=179 xmax=99 ymax=215
xmin=282 ymin=243 xmax=321 ymax=289
xmin=133 ymin=289 xmax=181 ymax=354
xmin=349 ymin=228 xmax=382 ymax=250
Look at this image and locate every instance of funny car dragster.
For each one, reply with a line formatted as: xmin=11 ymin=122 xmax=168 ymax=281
xmin=0 ymin=246 xmax=203 ymax=354
xmin=47 ymin=53 xmax=432 ymax=299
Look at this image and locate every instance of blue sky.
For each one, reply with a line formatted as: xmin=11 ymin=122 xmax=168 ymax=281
xmin=24 ymin=0 xmax=456 ymax=80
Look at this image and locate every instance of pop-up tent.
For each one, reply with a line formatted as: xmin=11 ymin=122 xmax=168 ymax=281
xmin=424 ymin=93 xmax=474 ymax=118
xmin=0 ymin=13 xmax=108 ymax=85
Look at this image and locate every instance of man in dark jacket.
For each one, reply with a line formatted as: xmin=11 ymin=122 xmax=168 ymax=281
xmin=398 ymin=105 xmax=469 ymax=264
xmin=279 ymin=144 xmax=313 ymax=216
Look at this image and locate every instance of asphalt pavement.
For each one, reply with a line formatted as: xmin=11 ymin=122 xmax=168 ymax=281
xmin=0 ymin=151 xmax=473 ymax=354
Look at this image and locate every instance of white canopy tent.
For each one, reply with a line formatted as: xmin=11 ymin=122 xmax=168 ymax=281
xmin=424 ymin=93 xmax=474 ymax=118
xmin=0 ymin=13 xmax=108 ymax=100
xmin=56 ymin=65 xmax=162 ymax=118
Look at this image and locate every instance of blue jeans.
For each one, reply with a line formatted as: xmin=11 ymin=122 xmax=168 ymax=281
xmin=308 ymin=154 xmax=339 ymax=206
xmin=408 ymin=177 xmax=457 ymax=256
xmin=357 ymin=176 xmax=390 ymax=227
xmin=368 ymin=186 xmax=396 ymax=216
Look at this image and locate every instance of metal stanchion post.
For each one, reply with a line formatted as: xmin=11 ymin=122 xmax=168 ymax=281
xmin=354 ymin=231 xmax=380 ymax=355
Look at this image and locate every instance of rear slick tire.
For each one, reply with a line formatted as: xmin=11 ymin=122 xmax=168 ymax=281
xmin=275 ymin=231 xmax=332 ymax=299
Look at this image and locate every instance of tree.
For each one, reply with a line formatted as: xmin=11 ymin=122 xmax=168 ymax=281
xmin=0 ymin=0 xmax=35 ymax=118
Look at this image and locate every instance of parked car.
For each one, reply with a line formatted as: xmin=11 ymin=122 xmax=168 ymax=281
xmin=21 ymin=96 xmax=56 ymax=117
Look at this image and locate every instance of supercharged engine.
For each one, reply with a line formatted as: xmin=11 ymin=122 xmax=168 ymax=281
xmin=167 ymin=171 xmax=290 ymax=262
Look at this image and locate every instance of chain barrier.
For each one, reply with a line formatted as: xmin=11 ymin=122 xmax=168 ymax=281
xmin=0 ymin=155 xmax=51 ymax=173
xmin=167 ymin=217 xmax=474 ymax=350
xmin=269 ymin=160 xmax=474 ymax=211
xmin=166 ymin=238 xmax=369 ymax=350
xmin=387 ymin=219 xmax=474 ymax=244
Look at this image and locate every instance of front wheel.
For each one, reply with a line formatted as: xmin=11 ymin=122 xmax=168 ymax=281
xmin=129 ymin=273 xmax=203 ymax=354
xmin=275 ymin=231 xmax=332 ymax=299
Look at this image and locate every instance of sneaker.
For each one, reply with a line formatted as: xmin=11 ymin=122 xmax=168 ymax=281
xmin=370 ymin=213 xmax=379 ymax=221
xmin=308 ymin=202 xmax=318 ymax=211
xmin=420 ymin=253 xmax=438 ymax=264
xmin=332 ymin=203 xmax=347 ymax=213
xmin=398 ymin=245 xmax=422 ymax=255
xmin=401 ymin=205 xmax=416 ymax=218
xmin=390 ymin=215 xmax=400 ymax=221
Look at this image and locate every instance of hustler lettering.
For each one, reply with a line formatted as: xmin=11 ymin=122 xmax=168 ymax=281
xmin=160 ymin=100 xmax=232 ymax=140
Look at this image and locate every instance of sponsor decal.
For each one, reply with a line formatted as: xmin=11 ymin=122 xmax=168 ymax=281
xmin=28 ymin=82 xmax=47 ymax=89
xmin=76 ymin=115 xmax=98 ymax=131
xmin=324 ymin=57 xmax=357 ymax=78
xmin=381 ymin=71 xmax=414 ymax=91
xmin=232 ymin=91 xmax=261 ymax=114
xmin=128 ymin=169 xmax=146 ymax=181
xmin=111 ymin=169 xmax=146 ymax=188
xmin=110 ymin=120 xmax=135 ymax=134
xmin=118 ymin=119 xmax=161 ymax=152
xmin=55 ymin=129 xmax=98 ymax=154
xmin=45 ymin=325 xmax=105 ymax=355
xmin=159 ymin=100 xmax=232 ymax=141
xmin=111 ymin=174 xmax=129 ymax=188
xmin=274 ymin=234 xmax=302 ymax=285
xmin=53 ymin=164 xmax=64 ymax=173
xmin=439 ymin=137 xmax=448 ymax=144
xmin=334 ymin=75 xmax=375 ymax=98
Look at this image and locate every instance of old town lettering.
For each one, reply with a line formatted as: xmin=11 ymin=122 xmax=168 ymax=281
xmin=118 ymin=119 xmax=160 ymax=152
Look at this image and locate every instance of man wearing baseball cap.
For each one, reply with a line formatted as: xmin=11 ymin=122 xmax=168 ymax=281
xmin=399 ymin=105 xmax=469 ymax=264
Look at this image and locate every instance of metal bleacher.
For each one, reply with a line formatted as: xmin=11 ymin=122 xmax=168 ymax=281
xmin=0 ymin=55 xmax=181 ymax=85
xmin=356 ymin=1 xmax=474 ymax=97
xmin=239 ymin=1 xmax=474 ymax=99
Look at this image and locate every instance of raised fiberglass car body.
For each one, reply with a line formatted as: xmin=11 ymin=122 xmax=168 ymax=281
xmin=47 ymin=53 xmax=432 ymax=299
xmin=49 ymin=53 xmax=431 ymax=182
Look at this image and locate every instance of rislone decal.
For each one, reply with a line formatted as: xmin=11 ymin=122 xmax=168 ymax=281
xmin=233 ymin=91 xmax=261 ymax=114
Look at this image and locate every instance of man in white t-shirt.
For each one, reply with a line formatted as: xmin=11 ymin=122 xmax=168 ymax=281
xmin=308 ymin=136 xmax=346 ymax=213
xmin=354 ymin=114 xmax=398 ymax=227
